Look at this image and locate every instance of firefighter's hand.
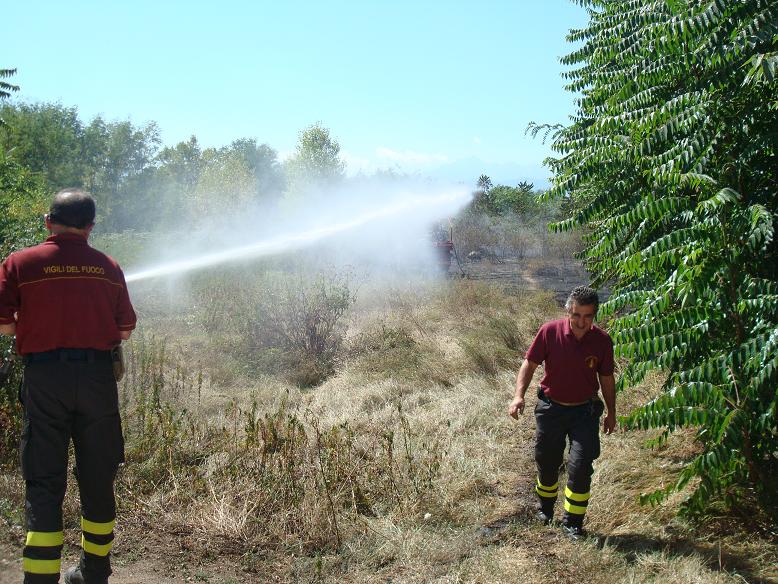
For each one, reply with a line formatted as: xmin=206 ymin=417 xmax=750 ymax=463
xmin=508 ymin=397 xmax=525 ymax=419
xmin=603 ymin=413 xmax=617 ymax=434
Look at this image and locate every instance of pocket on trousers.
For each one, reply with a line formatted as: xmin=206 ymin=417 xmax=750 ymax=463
xmin=109 ymin=414 xmax=126 ymax=466
xmin=592 ymin=433 xmax=601 ymax=460
xmin=591 ymin=408 xmax=602 ymax=460
xmin=20 ymin=418 xmax=32 ymax=479
xmin=96 ymin=413 xmax=126 ymax=469
xmin=534 ymin=398 xmax=552 ymax=415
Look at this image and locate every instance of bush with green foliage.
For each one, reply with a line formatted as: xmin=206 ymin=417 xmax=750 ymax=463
xmin=0 ymin=152 xmax=48 ymax=467
xmin=537 ymin=0 xmax=777 ymax=515
xmin=0 ymin=154 xmax=47 ymax=257
xmin=242 ymin=270 xmax=356 ymax=387
xmin=469 ymin=179 xmax=552 ymax=218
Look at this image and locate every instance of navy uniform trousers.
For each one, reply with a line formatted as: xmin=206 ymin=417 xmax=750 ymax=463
xmin=20 ymin=350 xmax=124 ymax=583
xmin=533 ymin=388 xmax=604 ymax=527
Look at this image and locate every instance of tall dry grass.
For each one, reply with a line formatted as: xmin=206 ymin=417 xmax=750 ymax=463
xmin=1 ymin=278 xmax=775 ymax=583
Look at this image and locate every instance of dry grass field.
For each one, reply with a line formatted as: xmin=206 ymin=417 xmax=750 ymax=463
xmin=0 ymin=274 xmax=776 ymax=583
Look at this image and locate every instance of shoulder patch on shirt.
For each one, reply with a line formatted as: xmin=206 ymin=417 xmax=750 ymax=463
xmin=584 ymin=355 xmax=599 ymax=369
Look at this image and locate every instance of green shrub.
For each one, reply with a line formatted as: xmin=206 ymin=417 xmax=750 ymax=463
xmin=0 ymin=153 xmax=48 ymax=258
xmin=243 ymin=270 xmax=356 ymax=387
xmin=0 ymin=153 xmax=48 ymax=468
xmin=0 ymin=343 xmax=21 ymax=470
xmin=181 ymin=266 xmax=357 ymax=387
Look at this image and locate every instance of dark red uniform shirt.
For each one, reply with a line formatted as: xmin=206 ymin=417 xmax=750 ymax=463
xmin=525 ymin=318 xmax=614 ymax=403
xmin=0 ymin=233 xmax=136 ymax=355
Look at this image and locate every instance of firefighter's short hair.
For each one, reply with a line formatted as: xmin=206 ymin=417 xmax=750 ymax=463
xmin=565 ymin=286 xmax=599 ymax=312
xmin=48 ymin=188 xmax=96 ymax=229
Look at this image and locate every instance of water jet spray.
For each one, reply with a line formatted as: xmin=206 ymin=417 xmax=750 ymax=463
xmin=125 ymin=188 xmax=471 ymax=283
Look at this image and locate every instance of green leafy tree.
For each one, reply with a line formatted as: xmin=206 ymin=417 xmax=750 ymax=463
xmin=147 ymin=136 xmax=204 ymax=224
xmin=92 ymin=120 xmax=160 ymax=230
xmin=0 ymin=68 xmax=19 ymax=127
xmin=0 ymin=98 xmax=287 ymax=230
xmin=228 ymin=138 xmax=285 ymax=199
xmin=0 ymin=70 xmax=45 ymax=261
xmin=284 ymin=123 xmax=345 ymax=199
xmin=0 ymin=102 xmax=85 ymax=187
xmin=491 ymin=182 xmax=535 ymax=215
xmin=194 ymin=146 xmax=258 ymax=216
xmin=190 ymin=139 xmax=283 ymax=219
xmin=539 ymin=0 xmax=778 ymax=515
xmin=469 ymin=179 xmax=546 ymax=217
xmin=0 ymin=152 xmax=47 ymax=258
xmin=0 ymin=73 xmax=46 ymax=258
xmin=0 ymin=153 xmax=48 ymax=466
xmin=81 ymin=116 xmax=110 ymax=193
xmin=477 ymin=174 xmax=493 ymax=193
xmin=0 ymin=103 xmax=163 ymax=230
xmin=471 ymin=174 xmax=495 ymax=214
xmin=156 ymin=135 xmax=203 ymax=193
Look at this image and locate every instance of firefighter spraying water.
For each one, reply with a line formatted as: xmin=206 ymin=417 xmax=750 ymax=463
xmin=0 ymin=189 xmax=136 ymax=584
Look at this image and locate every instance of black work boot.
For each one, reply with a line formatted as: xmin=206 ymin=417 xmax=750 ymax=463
xmin=535 ymin=500 xmax=555 ymax=525
xmin=535 ymin=507 xmax=554 ymax=525
xmin=560 ymin=517 xmax=586 ymax=540
xmin=64 ymin=566 xmax=108 ymax=584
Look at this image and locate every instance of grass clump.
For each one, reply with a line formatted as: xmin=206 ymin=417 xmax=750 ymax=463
xmin=348 ymin=322 xmax=454 ymax=386
xmin=350 ymin=324 xmax=422 ymax=374
xmin=434 ymin=281 xmax=553 ymax=377
xmin=459 ymin=315 xmax=527 ymax=376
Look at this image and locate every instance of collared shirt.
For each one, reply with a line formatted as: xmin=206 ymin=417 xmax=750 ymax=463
xmin=525 ymin=317 xmax=614 ymax=403
xmin=0 ymin=233 xmax=136 ymax=354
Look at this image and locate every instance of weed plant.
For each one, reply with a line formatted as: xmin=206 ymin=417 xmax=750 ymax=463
xmin=0 ymin=336 xmax=22 ymax=469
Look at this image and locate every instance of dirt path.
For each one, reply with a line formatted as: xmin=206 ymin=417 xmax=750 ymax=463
xmin=0 ymin=538 xmax=247 ymax=584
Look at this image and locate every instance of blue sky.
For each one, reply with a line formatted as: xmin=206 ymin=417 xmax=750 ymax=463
xmin=6 ymin=1 xmax=587 ymax=187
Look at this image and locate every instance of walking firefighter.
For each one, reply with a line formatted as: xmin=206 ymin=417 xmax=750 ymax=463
xmin=508 ymin=286 xmax=616 ymax=538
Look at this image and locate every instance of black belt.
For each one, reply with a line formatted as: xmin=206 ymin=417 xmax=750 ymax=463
xmin=23 ymin=348 xmax=112 ymax=364
xmin=537 ymin=387 xmax=594 ymax=407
